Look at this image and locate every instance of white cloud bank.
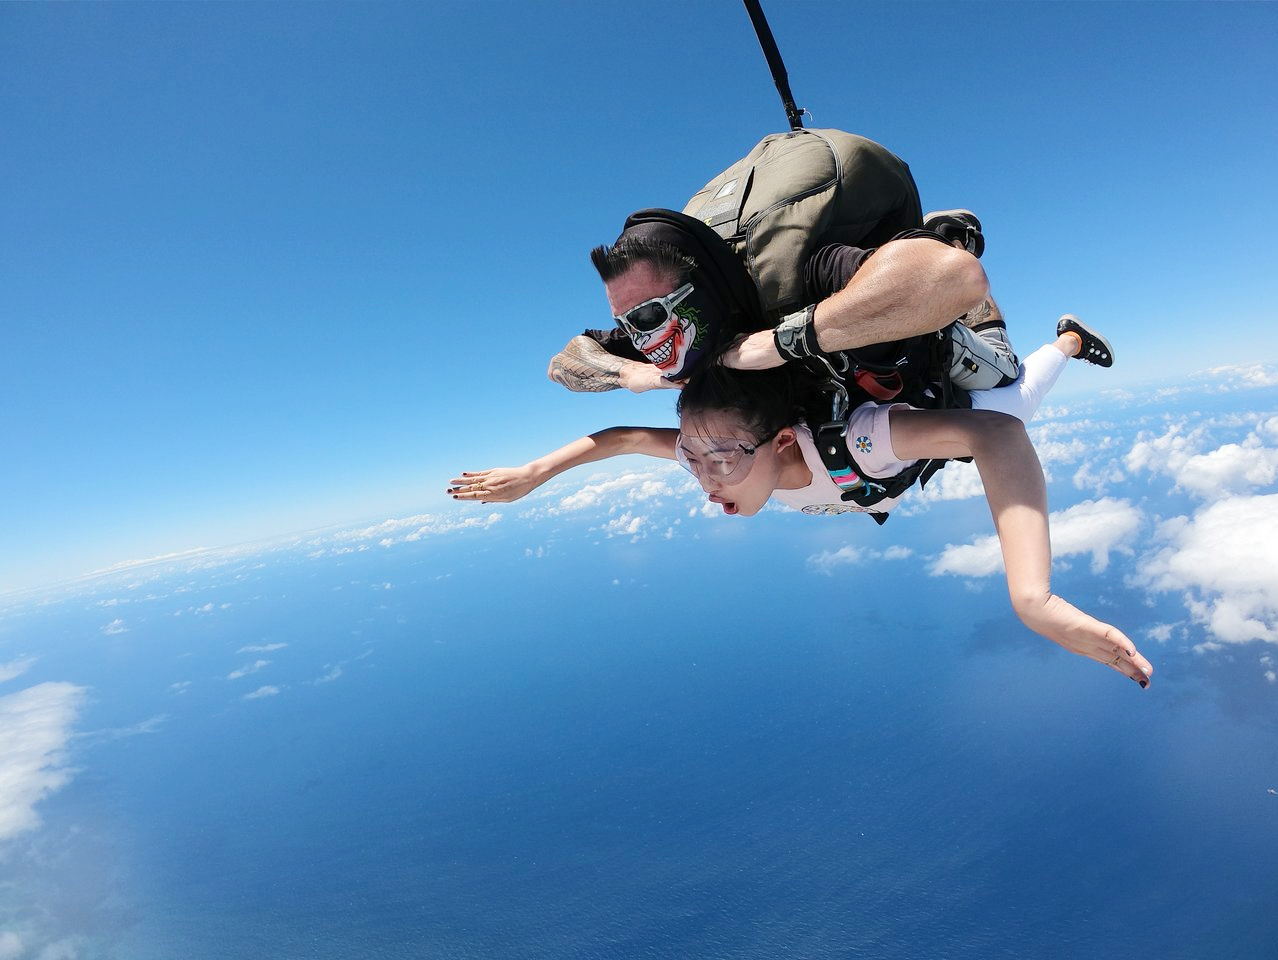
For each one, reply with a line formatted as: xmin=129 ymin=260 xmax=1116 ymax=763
xmin=305 ymin=512 xmax=504 ymax=557
xmin=929 ymin=497 xmax=1143 ymax=578
xmin=1135 ymin=494 xmax=1278 ymax=647
xmin=1121 ymin=411 xmax=1278 ymax=648
xmin=0 ymin=682 xmax=86 ymax=843
xmin=1126 ymin=416 xmax=1278 ymax=497
xmin=534 ymin=468 xmax=681 ymax=517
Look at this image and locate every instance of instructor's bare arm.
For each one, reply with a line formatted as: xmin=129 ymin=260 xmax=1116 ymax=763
xmin=723 ymin=238 xmax=990 ymax=371
xmin=547 ymin=335 xmax=677 ymax=394
xmin=448 ymin=426 xmax=678 ymax=503
xmin=888 ymin=407 xmax=1154 ymax=687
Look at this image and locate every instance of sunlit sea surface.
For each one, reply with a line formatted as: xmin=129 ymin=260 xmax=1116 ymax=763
xmin=5 ymin=501 xmax=1277 ymax=958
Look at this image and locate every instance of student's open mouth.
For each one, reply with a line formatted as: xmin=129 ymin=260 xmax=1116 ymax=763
xmin=708 ymin=494 xmax=738 ymax=516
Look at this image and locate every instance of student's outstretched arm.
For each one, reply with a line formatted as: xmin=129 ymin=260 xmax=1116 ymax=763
xmin=448 ymin=427 xmax=678 ymax=504
xmin=889 ymin=408 xmax=1154 ymax=688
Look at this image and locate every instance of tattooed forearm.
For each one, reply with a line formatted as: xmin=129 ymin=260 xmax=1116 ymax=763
xmin=547 ymin=335 xmax=626 ymax=392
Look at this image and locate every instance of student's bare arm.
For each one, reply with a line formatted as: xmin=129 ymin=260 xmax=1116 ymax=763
xmin=449 ymin=427 xmax=679 ymax=503
xmin=889 ymin=408 xmax=1154 ymax=687
xmin=723 ymin=238 xmax=989 ymax=370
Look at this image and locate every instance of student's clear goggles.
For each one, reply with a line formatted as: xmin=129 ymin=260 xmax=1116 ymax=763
xmin=675 ymin=434 xmax=761 ymax=484
xmin=614 ymin=282 xmax=695 ymax=337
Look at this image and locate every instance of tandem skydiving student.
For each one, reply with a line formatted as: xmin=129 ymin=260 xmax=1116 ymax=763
xmin=451 ymin=316 xmax=1150 ymax=688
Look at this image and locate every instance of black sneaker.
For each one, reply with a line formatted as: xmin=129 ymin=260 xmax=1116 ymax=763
xmin=923 ymin=208 xmax=985 ymax=258
xmin=1057 ymin=314 xmax=1114 ymax=367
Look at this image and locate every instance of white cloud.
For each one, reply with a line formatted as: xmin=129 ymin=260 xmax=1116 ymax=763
xmin=1135 ymin=494 xmax=1278 ymax=647
xmin=546 ymin=469 xmax=677 ymax=514
xmin=0 ymin=657 xmax=37 ymax=684
xmin=599 ymin=512 xmax=648 ymax=538
xmin=227 ymin=660 xmax=270 ymax=680
xmin=0 ymin=932 xmax=22 ymax=960
xmin=807 ymin=545 xmax=864 ymax=575
xmin=1179 ymin=442 xmax=1278 ymax=497
xmin=1044 ymin=498 xmax=1143 ymax=572
xmin=1029 ymin=428 xmax=1122 ymax=475
xmin=1070 ymin=457 xmax=1126 ymax=496
xmin=101 ymin=619 xmax=127 ymax=636
xmin=1125 ymin=416 xmax=1278 ymax=498
xmin=807 ymin=543 xmax=913 ymax=575
xmin=243 ymin=685 xmax=280 ymax=700
xmin=929 ymin=534 xmax=1003 ymax=578
xmin=307 ymin=512 xmax=504 ymax=554
xmin=1203 ymin=361 xmax=1278 ymax=389
xmin=76 ymin=714 xmax=167 ymax=745
xmin=930 ymin=497 xmax=1143 ymax=578
xmin=902 ymin=460 xmax=985 ymax=509
xmin=237 ymin=642 xmax=287 ymax=653
xmin=0 ymin=682 xmax=86 ymax=843
xmin=310 ymin=665 xmax=342 ymax=685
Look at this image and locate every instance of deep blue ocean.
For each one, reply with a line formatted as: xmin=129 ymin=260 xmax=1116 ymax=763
xmin=5 ymin=493 xmax=1277 ymax=959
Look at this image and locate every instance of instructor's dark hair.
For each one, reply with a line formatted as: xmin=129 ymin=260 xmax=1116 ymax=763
xmin=590 ymin=236 xmax=696 ymax=285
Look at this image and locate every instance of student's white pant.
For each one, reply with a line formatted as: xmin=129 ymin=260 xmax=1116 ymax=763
xmin=969 ymin=342 xmax=1069 ymax=422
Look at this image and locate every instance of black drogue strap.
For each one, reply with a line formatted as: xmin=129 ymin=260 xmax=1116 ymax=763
xmin=742 ymin=0 xmax=805 ymax=131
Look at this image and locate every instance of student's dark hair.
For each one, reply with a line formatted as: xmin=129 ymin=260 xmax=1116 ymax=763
xmin=590 ymin=236 xmax=697 ymax=285
xmin=676 ymin=360 xmax=811 ymax=443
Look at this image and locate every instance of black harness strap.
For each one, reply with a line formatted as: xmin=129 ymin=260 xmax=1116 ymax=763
xmin=799 ymin=324 xmax=975 ymax=524
xmin=742 ymin=0 xmax=805 ymax=131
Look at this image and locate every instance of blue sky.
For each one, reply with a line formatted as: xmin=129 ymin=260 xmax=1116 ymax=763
xmin=2 ymin=1 xmax=1276 ymax=592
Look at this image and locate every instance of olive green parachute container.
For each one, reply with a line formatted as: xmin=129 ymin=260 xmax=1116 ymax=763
xmin=682 ymin=128 xmax=922 ymax=321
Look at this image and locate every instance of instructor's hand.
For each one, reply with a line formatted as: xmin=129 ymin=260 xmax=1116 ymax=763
xmin=619 ymin=362 xmax=682 ymax=393
xmin=719 ymin=330 xmax=785 ymax=371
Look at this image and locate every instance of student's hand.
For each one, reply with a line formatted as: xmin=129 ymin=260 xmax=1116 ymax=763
xmin=1071 ymin=624 xmax=1155 ymax=688
xmin=447 ymin=467 xmax=538 ymax=503
xmin=1021 ymin=598 xmax=1155 ymax=688
xmin=718 ymin=331 xmax=785 ymax=371
xmin=619 ymin=362 xmax=682 ymax=393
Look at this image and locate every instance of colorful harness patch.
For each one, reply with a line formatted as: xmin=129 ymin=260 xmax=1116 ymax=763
xmin=828 ymin=466 xmax=863 ymax=490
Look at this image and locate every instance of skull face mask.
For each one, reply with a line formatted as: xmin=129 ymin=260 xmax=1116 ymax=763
xmin=619 ymin=283 xmax=722 ymax=381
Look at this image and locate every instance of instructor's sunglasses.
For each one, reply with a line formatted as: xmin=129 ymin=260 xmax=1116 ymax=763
xmin=614 ymin=283 xmax=695 ymax=337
